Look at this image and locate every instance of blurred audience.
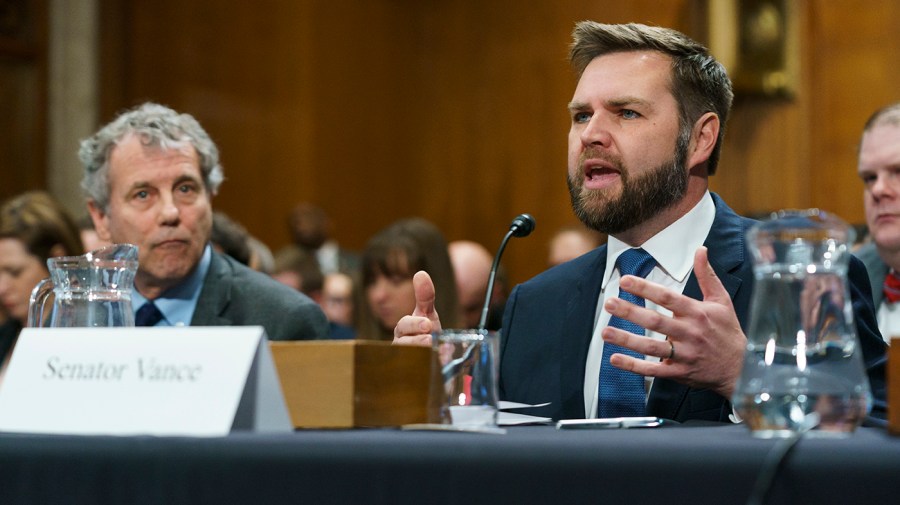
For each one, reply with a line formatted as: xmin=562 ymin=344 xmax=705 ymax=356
xmin=0 ymin=191 xmax=83 ymax=378
xmin=448 ymin=240 xmax=504 ymax=330
xmin=283 ymin=202 xmax=359 ymax=275
xmin=77 ymin=214 xmax=111 ymax=252
xmin=356 ymin=218 xmax=458 ymax=340
xmin=851 ymin=224 xmax=871 ymax=252
xmin=272 ymin=247 xmax=322 ymax=294
xmin=322 ymin=272 xmax=355 ymax=328
xmin=856 ymin=102 xmax=900 ymax=343
xmin=547 ymin=225 xmax=604 ymax=267
xmin=247 ymin=235 xmax=275 ymax=274
xmin=211 ymin=211 xmax=252 ymax=266
xmin=272 ymin=247 xmax=355 ymax=340
xmin=210 ymin=211 xmax=276 ymax=274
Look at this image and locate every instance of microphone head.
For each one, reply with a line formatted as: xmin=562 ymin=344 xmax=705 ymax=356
xmin=509 ymin=213 xmax=536 ymax=238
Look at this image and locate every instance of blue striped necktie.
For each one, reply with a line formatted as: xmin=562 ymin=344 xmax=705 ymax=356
xmin=598 ymin=248 xmax=656 ymax=418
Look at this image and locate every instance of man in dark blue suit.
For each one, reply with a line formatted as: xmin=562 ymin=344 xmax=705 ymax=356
xmin=395 ymin=22 xmax=886 ymax=422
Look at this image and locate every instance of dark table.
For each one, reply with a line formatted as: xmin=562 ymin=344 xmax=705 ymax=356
xmin=1 ymin=423 xmax=898 ymax=504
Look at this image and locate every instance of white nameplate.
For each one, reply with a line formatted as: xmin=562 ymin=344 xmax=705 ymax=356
xmin=0 ymin=326 xmax=292 ymax=437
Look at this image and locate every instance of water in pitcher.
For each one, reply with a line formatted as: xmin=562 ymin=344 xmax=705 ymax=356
xmin=733 ymin=269 xmax=871 ymax=438
xmin=28 ymin=244 xmax=139 ymax=328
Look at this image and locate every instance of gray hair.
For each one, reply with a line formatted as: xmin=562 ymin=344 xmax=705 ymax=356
xmin=569 ymin=21 xmax=733 ymax=175
xmin=863 ymin=102 xmax=900 ymax=132
xmin=79 ymin=102 xmax=224 ymax=210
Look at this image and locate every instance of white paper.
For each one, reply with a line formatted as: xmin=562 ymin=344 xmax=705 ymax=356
xmin=499 ymin=400 xmax=551 ymax=410
xmin=498 ymin=411 xmax=552 ymax=426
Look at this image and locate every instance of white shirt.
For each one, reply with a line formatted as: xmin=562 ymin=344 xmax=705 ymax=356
xmin=584 ymin=191 xmax=716 ymax=418
xmin=876 ymin=300 xmax=900 ymax=345
xmin=317 ymin=240 xmax=341 ymax=275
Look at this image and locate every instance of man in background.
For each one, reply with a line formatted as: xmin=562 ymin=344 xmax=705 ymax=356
xmin=856 ymin=103 xmax=900 ymax=344
xmin=448 ymin=240 xmax=505 ymax=330
xmin=547 ymin=225 xmax=604 ymax=267
xmin=81 ymin=102 xmax=328 ymax=340
xmin=284 ymin=202 xmax=359 ymax=275
xmin=322 ymin=272 xmax=355 ymax=328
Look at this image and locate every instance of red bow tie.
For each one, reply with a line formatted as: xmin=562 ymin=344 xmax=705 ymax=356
xmin=884 ymin=271 xmax=900 ymax=304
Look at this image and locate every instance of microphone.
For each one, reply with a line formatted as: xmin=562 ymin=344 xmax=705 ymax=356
xmin=478 ymin=213 xmax=536 ymax=331
xmin=443 ymin=213 xmax=536 ymax=382
xmin=509 ymin=213 xmax=536 ymax=238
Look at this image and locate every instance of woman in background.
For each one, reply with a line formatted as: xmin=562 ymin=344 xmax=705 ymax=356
xmin=356 ymin=218 xmax=459 ymax=340
xmin=0 ymin=191 xmax=83 ymax=377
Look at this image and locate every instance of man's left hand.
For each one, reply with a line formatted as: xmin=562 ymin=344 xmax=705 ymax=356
xmin=601 ymin=246 xmax=745 ymax=399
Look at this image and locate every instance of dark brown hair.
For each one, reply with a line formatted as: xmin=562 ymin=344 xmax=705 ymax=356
xmin=357 ymin=218 xmax=459 ymax=340
xmin=0 ymin=191 xmax=84 ymax=262
xmin=569 ymin=21 xmax=733 ymax=175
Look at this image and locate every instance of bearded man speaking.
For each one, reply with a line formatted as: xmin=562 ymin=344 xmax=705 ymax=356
xmin=393 ymin=22 xmax=886 ymax=422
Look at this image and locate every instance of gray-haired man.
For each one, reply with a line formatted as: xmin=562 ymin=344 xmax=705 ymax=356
xmin=81 ymin=102 xmax=327 ymax=339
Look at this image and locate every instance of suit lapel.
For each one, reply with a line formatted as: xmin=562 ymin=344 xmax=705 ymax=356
xmin=646 ymin=193 xmax=747 ymax=419
xmin=684 ymin=194 xmax=746 ymax=302
xmin=190 ymin=252 xmax=234 ymax=326
xmin=861 ymin=244 xmax=888 ymax=308
xmin=559 ymin=247 xmax=607 ymax=419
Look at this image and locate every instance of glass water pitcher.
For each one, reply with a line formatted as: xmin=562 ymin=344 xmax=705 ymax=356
xmin=27 ymin=244 xmax=139 ymax=328
xmin=732 ymin=210 xmax=871 ymax=438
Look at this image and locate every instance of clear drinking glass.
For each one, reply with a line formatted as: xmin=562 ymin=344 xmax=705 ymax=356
xmin=430 ymin=329 xmax=500 ymax=428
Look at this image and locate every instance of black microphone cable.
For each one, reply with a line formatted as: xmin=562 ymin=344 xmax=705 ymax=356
xmin=745 ymin=413 xmax=819 ymax=505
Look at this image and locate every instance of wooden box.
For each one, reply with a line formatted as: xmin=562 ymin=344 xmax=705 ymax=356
xmin=269 ymin=340 xmax=432 ymax=428
xmin=890 ymin=338 xmax=900 ymax=434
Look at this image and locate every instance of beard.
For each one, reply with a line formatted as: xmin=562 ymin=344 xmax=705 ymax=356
xmin=567 ymin=129 xmax=691 ymax=235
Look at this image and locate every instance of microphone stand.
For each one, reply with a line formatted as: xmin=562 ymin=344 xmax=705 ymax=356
xmin=442 ymin=214 xmax=535 ymax=382
xmin=477 ymin=229 xmax=515 ymax=331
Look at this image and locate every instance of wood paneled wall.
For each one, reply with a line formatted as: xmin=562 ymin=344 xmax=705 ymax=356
xmin=0 ymin=0 xmax=47 ymax=200
xmin=807 ymin=4 xmax=900 ymax=222
xmin=84 ymin=0 xmax=899 ymax=285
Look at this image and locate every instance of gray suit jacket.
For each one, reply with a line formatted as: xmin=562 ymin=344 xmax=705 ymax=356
xmin=191 ymin=252 xmax=329 ymax=340
xmin=857 ymin=242 xmax=888 ymax=308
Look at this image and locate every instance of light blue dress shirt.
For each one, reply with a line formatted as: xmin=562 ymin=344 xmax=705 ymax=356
xmin=131 ymin=244 xmax=213 ymax=327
